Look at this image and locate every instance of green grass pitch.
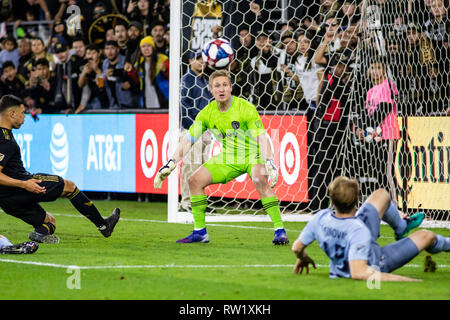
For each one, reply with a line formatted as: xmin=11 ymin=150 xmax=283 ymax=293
xmin=0 ymin=199 xmax=449 ymax=300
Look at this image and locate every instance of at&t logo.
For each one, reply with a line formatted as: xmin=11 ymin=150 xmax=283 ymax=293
xmin=50 ymin=122 xmax=69 ymax=177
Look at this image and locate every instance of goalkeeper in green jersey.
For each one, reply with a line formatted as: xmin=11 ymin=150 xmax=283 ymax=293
xmin=154 ymin=69 xmax=289 ymax=245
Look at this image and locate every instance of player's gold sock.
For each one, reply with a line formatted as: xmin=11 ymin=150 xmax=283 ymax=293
xmin=68 ymin=187 xmax=106 ymax=228
xmin=191 ymin=194 xmax=207 ymax=230
xmin=261 ymin=196 xmax=284 ymax=229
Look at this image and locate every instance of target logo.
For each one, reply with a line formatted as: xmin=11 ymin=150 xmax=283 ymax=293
xmin=136 ymin=114 xmax=170 ymax=193
xmin=140 ymin=129 xmax=158 ymax=178
xmin=279 ymin=132 xmax=301 ymax=185
xmin=162 ymin=131 xmax=170 ymax=165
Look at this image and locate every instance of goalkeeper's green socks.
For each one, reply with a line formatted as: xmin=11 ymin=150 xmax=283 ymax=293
xmin=191 ymin=194 xmax=207 ymax=230
xmin=261 ymin=196 xmax=284 ymax=229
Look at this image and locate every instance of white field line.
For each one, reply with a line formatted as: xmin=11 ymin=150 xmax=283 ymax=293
xmin=0 ymin=258 xmax=448 ymax=270
xmin=1 ymin=213 xmax=449 ymax=270
xmin=49 ymin=213 xmax=399 ymax=238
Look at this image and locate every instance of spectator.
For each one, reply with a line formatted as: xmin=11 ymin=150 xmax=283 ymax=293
xmin=17 ymin=38 xmax=32 ymax=78
xmin=52 ymin=40 xmax=85 ymax=114
xmin=133 ymin=36 xmax=169 ymax=108
xmin=71 ymin=37 xmax=87 ymax=60
xmin=423 ymin=0 xmax=449 ymax=69
xmin=338 ymin=0 xmax=361 ymax=29
xmin=317 ymin=0 xmax=341 ymax=25
xmin=25 ymin=37 xmax=55 ymax=72
xmin=92 ymin=1 xmax=108 ymax=21
xmin=27 ymin=58 xmax=57 ymax=114
xmin=403 ymin=22 xmax=436 ymax=115
xmin=316 ymin=22 xmax=357 ymax=106
xmin=49 ymin=19 xmax=72 ymax=48
xmin=423 ymin=62 xmax=450 ymax=115
xmin=103 ymin=40 xmax=139 ymax=109
xmin=127 ymin=21 xmax=144 ymax=65
xmin=78 ymin=0 xmax=105 ymax=37
xmin=105 ymin=28 xmax=117 ymax=42
xmin=0 ymin=61 xmax=27 ymax=99
xmin=314 ymin=16 xmax=342 ymax=68
xmin=250 ymin=31 xmax=281 ymax=111
xmin=0 ymin=36 xmax=20 ymax=70
xmin=76 ymin=44 xmax=109 ymax=113
xmin=295 ymin=30 xmax=323 ymax=113
xmin=230 ymin=25 xmax=258 ymax=99
xmin=114 ymin=21 xmax=130 ymax=56
xmin=11 ymin=0 xmax=51 ymax=22
xmin=278 ymin=30 xmax=304 ymax=111
xmin=149 ymin=0 xmax=170 ymax=26
xmin=150 ymin=21 xmax=169 ymax=56
xmin=308 ymin=52 xmax=353 ymax=211
xmin=219 ymin=1 xmax=269 ymax=50
xmin=354 ymin=59 xmax=400 ymax=201
xmin=179 ymin=49 xmax=212 ymax=211
xmin=127 ymin=0 xmax=152 ymax=36
xmin=276 ymin=21 xmax=295 ymax=50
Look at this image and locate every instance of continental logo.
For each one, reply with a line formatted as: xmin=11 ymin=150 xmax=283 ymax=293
xmin=395 ymin=117 xmax=450 ymax=210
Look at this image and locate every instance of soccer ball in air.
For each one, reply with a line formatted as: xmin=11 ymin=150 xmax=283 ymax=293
xmin=202 ymin=38 xmax=234 ymax=70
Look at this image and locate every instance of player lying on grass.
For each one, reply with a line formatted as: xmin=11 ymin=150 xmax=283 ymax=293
xmin=0 ymin=234 xmax=38 ymax=254
xmin=0 ymin=95 xmax=120 ymax=244
xmin=292 ymin=176 xmax=449 ymax=281
xmin=154 ymin=69 xmax=288 ymax=245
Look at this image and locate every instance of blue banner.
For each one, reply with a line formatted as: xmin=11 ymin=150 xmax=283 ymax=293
xmin=14 ymin=114 xmax=136 ymax=192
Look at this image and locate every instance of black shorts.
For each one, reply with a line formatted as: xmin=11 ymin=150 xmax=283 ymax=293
xmin=0 ymin=173 xmax=65 ymax=227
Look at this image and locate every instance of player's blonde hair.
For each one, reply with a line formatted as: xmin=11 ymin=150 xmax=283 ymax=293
xmin=208 ymin=69 xmax=232 ymax=87
xmin=328 ymin=176 xmax=360 ymax=213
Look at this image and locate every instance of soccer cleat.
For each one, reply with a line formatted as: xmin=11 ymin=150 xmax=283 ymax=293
xmin=424 ymin=255 xmax=437 ymax=272
xmin=176 ymin=228 xmax=210 ymax=243
xmin=99 ymin=208 xmax=121 ymax=238
xmin=395 ymin=212 xmax=425 ymax=240
xmin=29 ymin=232 xmax=60 ymax=244
xmin=0 ymin=241 xmax=39 ymax=254
xmin=272 ymin=228 xmax=289 ymax=245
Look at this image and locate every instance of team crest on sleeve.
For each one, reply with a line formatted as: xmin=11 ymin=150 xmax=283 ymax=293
xmin=0 ymin=153 xmax=4 ymax=162
xmin=255 ymin=119 xmax=263 ymax=129
xmin=231 ymin=121 xmax=240 ymax=130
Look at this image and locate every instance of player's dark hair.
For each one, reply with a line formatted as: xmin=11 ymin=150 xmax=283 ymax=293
xmin=72 ymin=36 xmax=86 ymax=44
xmin=105 ymin=40 xmax=119 ymax=48
xmin=2 ymin=60 xmax=16 ymax=71
xmin=31 ymin=37 xmax=44 ymax=45
xmin=86 ymin=43 xmax=100 ymax=52
xmin=0 ymin=95 xmax=24 ymax=113
xmin=114 ymin=21 xmax=128 ymax=30
xmin=150 ymin=20 xmax=166 ymax=31
xmin=328 ymin=176 xmax=360 ymax=213
xmin=34 ymin=58 xmax=49 ymax=68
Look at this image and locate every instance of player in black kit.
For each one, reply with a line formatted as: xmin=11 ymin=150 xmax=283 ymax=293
xmin=0 ymin=95 xmax=120 ymax=243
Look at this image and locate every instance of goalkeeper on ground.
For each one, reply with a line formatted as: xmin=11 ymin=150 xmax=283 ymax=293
xmin=154 ymin=69 xmax=289 ymax=245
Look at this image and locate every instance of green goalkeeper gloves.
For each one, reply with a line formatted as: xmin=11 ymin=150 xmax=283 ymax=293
xmin=154 ymin=159 xmax=176 ymax=189
xmin=265 ymin=158 xmax=278 ymax=188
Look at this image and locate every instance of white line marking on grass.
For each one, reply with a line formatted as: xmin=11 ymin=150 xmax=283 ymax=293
xmin=1 ymin=258 xmax=449 ymax=270
xmin=50 ymin=213 xmax=397 ymax=239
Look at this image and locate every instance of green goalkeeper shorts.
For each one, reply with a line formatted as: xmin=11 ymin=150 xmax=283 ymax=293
xmin=202 ymin=152 xmax=264 ymax=184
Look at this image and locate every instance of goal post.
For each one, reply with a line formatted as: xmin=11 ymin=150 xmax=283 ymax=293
xmin=168 ymin=0 xmax=450 ymax=227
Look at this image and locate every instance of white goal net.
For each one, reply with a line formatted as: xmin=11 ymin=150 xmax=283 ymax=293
xmin=168 ymin=0 xmax=450 ymax=227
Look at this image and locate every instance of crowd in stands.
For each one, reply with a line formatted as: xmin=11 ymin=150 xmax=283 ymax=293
xmin=0 ymin=0 xmax=170 ymax=114
xmin=0 ymin=0 xmax=447 ymax=118
xmin=223 ymin=0 xmax=449 ymax=116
